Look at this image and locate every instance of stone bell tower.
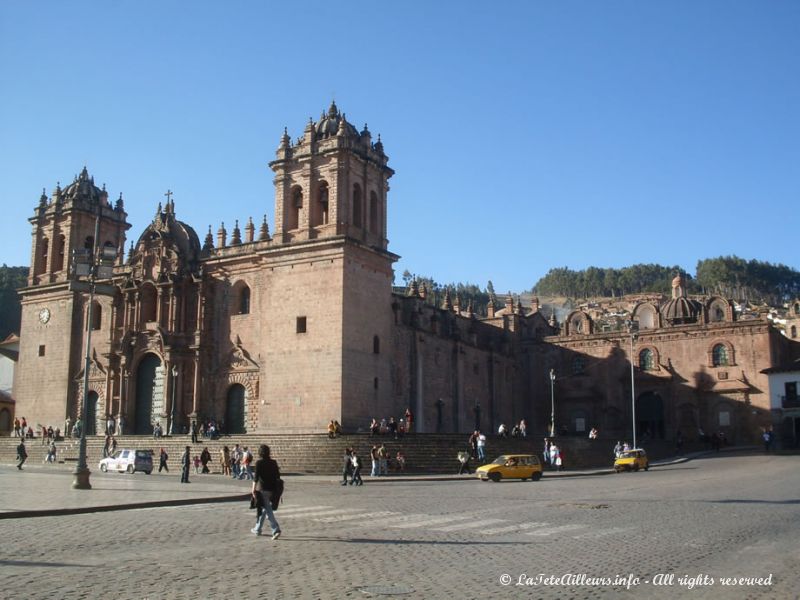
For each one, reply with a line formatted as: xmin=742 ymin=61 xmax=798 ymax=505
xmin=269 ymin=101 xmax=394 ymax=249
xmin=16 ymin=168 xmax=130 ymax=430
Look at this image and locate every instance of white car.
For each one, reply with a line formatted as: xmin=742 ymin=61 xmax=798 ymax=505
xmin=99 ymin=449 xmax=153 ymax=474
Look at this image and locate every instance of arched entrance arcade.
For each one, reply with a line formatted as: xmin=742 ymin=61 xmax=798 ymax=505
xmin=637 ymin=391 xmax=665 ymax=439
xmin=226 ymin=384 xmax=246 ymax=434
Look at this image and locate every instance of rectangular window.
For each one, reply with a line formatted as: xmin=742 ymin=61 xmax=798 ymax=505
xmin=786 ymin=382 xmax=798 ymax=400
xmin=38 ymin=345 xmax=45 ymax=357
xmin=296 ymin=316 xmax=307 ymax=334
xmin=719 ymin=411 xmax=730 ymax=427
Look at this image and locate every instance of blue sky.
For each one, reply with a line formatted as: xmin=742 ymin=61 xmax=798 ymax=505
xmin=1 ymin=1 xmax=797 ymax=293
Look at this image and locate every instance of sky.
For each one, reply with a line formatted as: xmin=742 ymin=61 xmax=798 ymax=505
xmin=1 ymin=1 xmax=798 ymax=293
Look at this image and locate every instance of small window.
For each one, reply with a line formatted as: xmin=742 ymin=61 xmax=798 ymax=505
xmin=296 ymin=316 xmax=307 ymax=333
xmin=373 ymin=335 xmax=380 ymax=354
xmin=791 ymin=325 xmax=797 ymax=339
xmin=639 ymin=348 xmax=655 ymax=371
xmin=38 ymin=345 xmax=46 ymax=357
xmin=712 ymin=344 xmax=729 ymax=367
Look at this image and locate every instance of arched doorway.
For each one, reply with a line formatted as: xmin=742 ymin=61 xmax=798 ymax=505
xmin=637 ymin=391 xmax=665 ymax=439
xmin=226 ymin=384 xmax=246 ymax=434
xmin=135 ymin=354 xmax=164 ymax=435
xmin=86 ymin=391 xmax=99 ymax=435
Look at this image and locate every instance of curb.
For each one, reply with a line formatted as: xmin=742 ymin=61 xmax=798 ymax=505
xmin=0 ymin=493 xmax=250 ymax=520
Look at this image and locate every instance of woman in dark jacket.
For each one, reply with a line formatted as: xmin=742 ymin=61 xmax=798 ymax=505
xmin=251 ymin=444 xmax=282 ymax=539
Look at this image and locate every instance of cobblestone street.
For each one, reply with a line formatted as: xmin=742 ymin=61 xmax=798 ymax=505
xmin=0 ymin=452 xmax=797 ymax=599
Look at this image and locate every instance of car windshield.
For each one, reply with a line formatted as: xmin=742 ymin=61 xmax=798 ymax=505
xmin=621 ymin=451 xmax=640 ymax=458
xmin=136 ymin=450 xmax=151 ymax=458
xmin=491 ymin=456 xmax=509 ymax=465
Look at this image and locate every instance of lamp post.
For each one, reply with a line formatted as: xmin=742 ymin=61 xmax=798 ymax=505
xmin=170 ymin=365 xmax=178 ymax=435
xmin=626 ymin=320 xmax=639 ymax=449
xmin=549 ymin=368 xmax=556 ymax=437
xmin=70 ymin=215 xmax=117 ymax=490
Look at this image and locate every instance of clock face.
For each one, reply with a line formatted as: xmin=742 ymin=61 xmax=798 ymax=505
xmin=38 ymin=308 xmax=51 ymax=324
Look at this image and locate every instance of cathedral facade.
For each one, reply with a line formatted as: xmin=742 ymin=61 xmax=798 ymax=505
xmin=13 ymin=103 xmax=799 ymax=442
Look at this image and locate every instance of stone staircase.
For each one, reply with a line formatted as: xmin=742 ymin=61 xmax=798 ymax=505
xmin=0 ymin=432 xmax=693 ymax=475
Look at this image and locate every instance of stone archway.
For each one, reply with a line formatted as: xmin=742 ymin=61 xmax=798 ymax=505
xmin=135 ymin=353 xmax=164 ymax=435
xmin=225 ymin=383 xmax=247 ymax=434
xmin=637 ymin=391 xmax=665 ymax=439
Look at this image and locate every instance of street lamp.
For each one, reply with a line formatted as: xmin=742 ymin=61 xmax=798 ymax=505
xmin=170 ymin=365 xmax=178 ymax=435
xmin=70 ymin=216 xmax=117 ymax=490
xmin=626 ymin=320 xmax=639 ymax=449
xmin=549 ymin=368 xmax=556 ymax=437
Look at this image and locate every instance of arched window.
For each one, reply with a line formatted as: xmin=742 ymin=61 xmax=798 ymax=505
xmin=572 ymin=356 xmax=586 ymax=375
xmin=288 ymin=186 xmax=303 ymax=230
xmin=791 ymin=325 xmax=797 ymax=339
xmin=317 ymin=181 xmax=329 ymax=226
xmin=84 ymin=236 xmax=94 ymax=251
xmin=373 ymin=335 xmax=380 ymax=354
xmin=369 ymin=191 xmax=378 ymax=234
xmin=712 ymin=344 xmax=729 ymax=367
xmin=35 ymin=237 xmax=49 ymax=276
xmin=639 ymin=348 xmax=655 ymax=371
xmin=637 ymin=305 xmax=656 ymax=329
xmin=352 ymin=184 xmax=363 ymax=228
xmin=91 ymin=301 xmax=102 ymax=330
xmin=53 ymin=235 xmax=65 ymax=272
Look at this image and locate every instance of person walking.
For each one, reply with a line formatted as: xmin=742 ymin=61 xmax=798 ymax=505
xmin=221 ymin=446 xmax=231 ymax=476
xmin=16 ymin=439 xmax=28 ymax=470
xmin=250 ymin=444 xmax=282 ymax=539
xmin=191 ymin=420 xmax=198 ymax=444
xmin=180 ymin=445 xmax=191 ymax=483
xmin=350 ymin=450 xmax=363 ymax=486
xmin=158 ymin=448 xmax=169 ymax=472
xmin=341 ymin=448 xmax=353 ymax=485
xmin=200 ymin=447 xmax=212 ymax=473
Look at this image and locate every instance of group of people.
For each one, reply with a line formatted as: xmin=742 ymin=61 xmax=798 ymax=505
xmin=13 ymin=417 xmax=64 ymax=441
xmin=543 ymin=438 xmax=563 ymax=470
xmin=467 ymin=430 xmax=487 ymax=461
xmin=496 ymin=419 xmax=528 ymax=439
xmin=369 ymin=408 xmax=414 ymax=438
xmin=612 ymin=440 xmax=633 ymax=458
xmin=341 ymin=447 xmax=364 ymax=485
xmin=327 ymin=420 xmax=343 ymax=438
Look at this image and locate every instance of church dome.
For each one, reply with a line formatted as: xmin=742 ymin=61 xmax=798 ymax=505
xmin=661 ymin=296 xmax=702 ymax=325
xmin=315 ymin=101 xmax=358 ymax=139
xmin=134 ymin=202 xmax=201 ymax=273
xmin=61 ymin=167 xmax=108 ymax=206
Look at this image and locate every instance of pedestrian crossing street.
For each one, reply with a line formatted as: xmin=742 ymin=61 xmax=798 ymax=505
xmin=202 ymin=503 xmax=635 ymax=539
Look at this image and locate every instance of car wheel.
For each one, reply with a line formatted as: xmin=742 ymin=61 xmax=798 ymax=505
xmin=127 ymin=465 xmax=135 ymax=474
xmin=532 ymin=471 xmax=542 ymax=481
xmin=145 ymin=470 xmax=152 ymax=475
xmin=100 ymin=464 xmax=108 ymax=473
xmin=633 ymin=464 xmax=640 ymax=472
xmin=644 ymin=465 xmax=649 ymax=471
xmin=489 ymin=472 xmax=501 ymax=483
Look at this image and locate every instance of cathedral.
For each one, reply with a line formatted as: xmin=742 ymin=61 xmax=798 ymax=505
xmin=13 ymin=103 xmax=799 ymax=442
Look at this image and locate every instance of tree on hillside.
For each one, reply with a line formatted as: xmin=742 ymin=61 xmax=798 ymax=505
xmin=0 ymin=265 xmax=29 ymax=339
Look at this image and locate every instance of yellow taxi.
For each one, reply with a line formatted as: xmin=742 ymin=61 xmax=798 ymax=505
xmin=613 ymin=449 xmax=649 ymax=473
xmin=476 ymin=454 xmax=543 ymax=482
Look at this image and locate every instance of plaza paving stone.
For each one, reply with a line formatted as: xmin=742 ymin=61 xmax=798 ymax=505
xmin=0 ymin=452 xmax=796 ymax=599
